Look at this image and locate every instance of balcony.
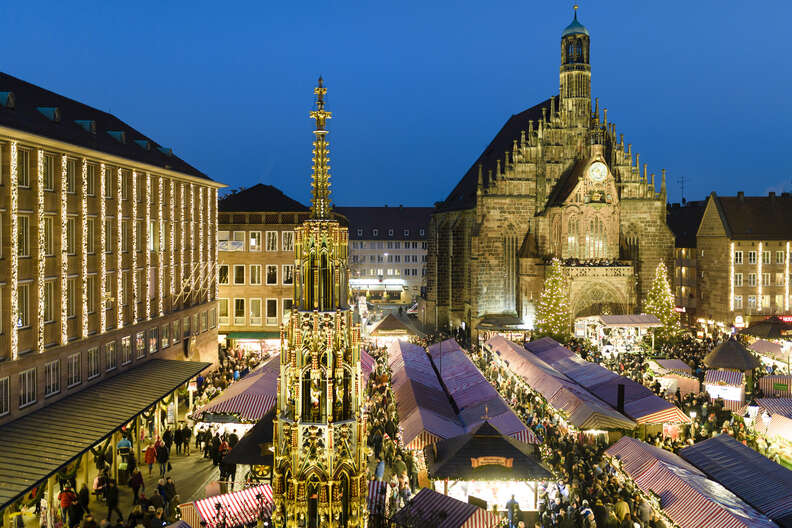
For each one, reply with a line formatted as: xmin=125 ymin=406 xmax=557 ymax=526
xmin=218 ymin=240 xmax=245 ymax=252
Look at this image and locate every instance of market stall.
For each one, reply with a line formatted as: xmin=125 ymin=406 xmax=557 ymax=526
xmin=703 ymin=370 xmax=745 ymax=412
xmin=391 ymin=488 xmax=501 ymax=528
xmin=606 ymin=437 xmax=777 ymax=528
xmin=178 ymin=484 xmax=273 ymax=528
xmin=424 ymin=421 xmax=554 ymax=512
xmin=368 ymin=313 xmax=417 ymax=346
xmin=575 ymin=314 xmax=661 ymax=355
xmin=222 ymin=331 xmax=281 ymax=356
xmin=648 ymin=359 xmax=700 ymax=398
xmin=749 ymin=340 xmax=792 ymax=374
xmin=759 ymin=375 xmax=792 ymax=398
xmin=223 ymin=408 xmax=275 ymax=481
xmin=703 ymin=337 xmax=761 ymax=397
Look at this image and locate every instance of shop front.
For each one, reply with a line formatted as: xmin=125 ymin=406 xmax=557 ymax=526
xmin=222 ymin=331 xmax=281 ymax=357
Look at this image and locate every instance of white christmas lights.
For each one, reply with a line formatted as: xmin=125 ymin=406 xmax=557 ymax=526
xmin=80 ymin=158 xmax=88 ymax=338
xmin=144 ymin=171 xmax=151 ymax=321
xmin=729 ymin=242 xmax=735 ymax=312
xmin=189 ymin=183 xmax=195 ymax=303
xmin=169 ymin=179 xmax=175 ymax=302
xmin=36 ymin=149 xmax=45 ymax=353
xmin=157 ymin=174 xmax=164 ymax=316
xmin=758 ymin=242 xmax=763 ymax=312
xmin=59 ymin=154 xmax=68 ymax=345
xmin=98 ymin=163 xmax=106 ymax=333
xmin=198 ymin=186 xmax=204 ymax=303
xmin=130 ymin=170 xmax=138 ymax=324
xmin=179 ymin=182 xmax=185 ymax=308
xmin=9 ymin=142 xmax=19 ymax=359
xmin=116 ymin=167 xmax=123 ymax=328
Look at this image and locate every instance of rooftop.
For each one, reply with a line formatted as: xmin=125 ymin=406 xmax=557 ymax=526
xmin=711 ymin=191 xmax=792 ymax=240
xmin=334 ymin=205 xmax=434 ymax=240
xmin=218 ymin=183 xmax=308 ymax=213
xmin=0 ymin=72 xmax=210 ymax=181
xmin=667 ymin=200 xmax=706 ymax=248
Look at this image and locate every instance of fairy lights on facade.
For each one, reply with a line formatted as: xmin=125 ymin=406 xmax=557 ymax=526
xmin=80 ymin=159 xmax=88 ymax=338
xmin=157 ymin=174 xmax=164 ymax=316
xmin=131 ymin=170 xmax=138 ymax=324
xmin=211 ymin=188 xmax=217 ymax=301
xmin=144 ymin=171 xmax=151 ymax=321
xmin=729 ymin=242 xmax=734 ymax=312
xmin=169 ymin=179 xmax=175 ymax=304
xmin=179 ymin=182 xmax=185 ymax=309
xmin=757 ymin=242 xmax=763 ymax=312
xmin=98 ymin=163 xmax=107 ymax=334
xmin=786 ymin=242 xmax=790 ymax=312
xmin=9 ymin=142 xmax=19 ymax=360
xmin=189 ymin=183 xmax=195 ymax=303
xmin=59 ymin=154 xmax=68 ymax=345
xmin=116 ymin=167 xmax=124 ymax=329
xmin=198 ymin=185 xmax=204 ymax=303
xmin=36 ymin=149 xmax=45 ymax=353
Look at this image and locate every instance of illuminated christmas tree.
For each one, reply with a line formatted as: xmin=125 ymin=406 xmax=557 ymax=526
xmin=643 ymin=260 xmax=680 ymax=340
xmin=536 ymin=258 xmax=571 ymax=341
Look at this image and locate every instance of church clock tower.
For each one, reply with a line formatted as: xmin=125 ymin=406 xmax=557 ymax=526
xmin=560 ymin=5 xmax=591 ymax=127
xmin=272 ymin=78 xmax=368 ymax=528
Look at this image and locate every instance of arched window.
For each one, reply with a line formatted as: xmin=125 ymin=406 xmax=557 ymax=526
xmin=585 ymin=216 xmax=607 ymax=258
xmin=567 ymin=217 xmax=579 ymax=258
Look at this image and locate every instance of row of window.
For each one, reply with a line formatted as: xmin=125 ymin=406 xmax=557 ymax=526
xmin=0 ymin=308 xmax=216 ymax=417
xmin=218 ymin=297 xmax=291 ymax=327
xmin=734 ymin=272 xmax=789 ymax=288
xmin=351 ymin=241 xmax=426 ymax=250
xmin=218 ymin=230 xmax=293 ymax=252
xmin=10 ymin=214 xmax=200 ymax=258
xmin=734 ymin=250 xmax=788 ymax=265
xmin=351 ymin=254 xmax=426 ymax=263
xmin=13 ymin=148 xmax=166 ymax=200
xmin=355 ymin=228 xmax=425 ymax=238
xmin=733 ymin=295 xmax=788 ymax=311
xmin=218 ymin=264 xmax=294 ymax=286
xmin=356 ymin=268 xmax=425 ymax=277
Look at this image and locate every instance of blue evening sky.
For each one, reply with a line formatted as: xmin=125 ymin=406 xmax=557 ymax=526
xmin=3 ymin=1 xmax=790 ymax=206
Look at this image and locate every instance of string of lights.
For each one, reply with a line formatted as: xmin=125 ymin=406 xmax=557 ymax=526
xmin=130 ymin=170 xmax=138 ymax=324
xmin=116 ymin=167 xmax=123 ymax=329
xmin=98 ymin=163 xmax=107 ymax=334
xmin=35 ymin=149 xmax=45 ymax=353
xmin=144 ymin=171 xmax=151 ymax=321
xmin=80 ymin=158 xmax=88 ymax=338
xmin=59 ymin=154 xmax=68 ymax=346
xmin=9 ymin=142 xmax=19 ymax=359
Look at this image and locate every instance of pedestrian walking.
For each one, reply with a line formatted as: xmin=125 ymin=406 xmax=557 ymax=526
xmin=144 ymin=444 xmax=157 ymax=476
xmin=58 ymin=484 xmax=77 ymax=526
xmin=129 ymin=468 xmax=144 ymax=504
xmin=103 ymin=480 xmax=123 ymax=522
xmin=156 ymin=442 xmax=169 ymax=477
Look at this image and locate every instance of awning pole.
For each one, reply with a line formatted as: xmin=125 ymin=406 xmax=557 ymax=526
xmin=112 ymin=430 xmax=119 ymax=483
xmin=136 ymin=414 xmax=143 ymax=469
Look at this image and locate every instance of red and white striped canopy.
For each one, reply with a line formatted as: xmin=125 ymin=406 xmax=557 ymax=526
xmin=368 ymin=480 xmax=387 ymax=515
xmin=704 ymin=370 xmax=744 ymax=387
xmin=186 ymin=485 xmax=273 ymax=528
xmin=361 ymin=349 xmax=375 ymax=378
xmin=392 ymin=488 xmax=500 ymax=528
xmin=194 ymin=358 xmax=280 ymax=422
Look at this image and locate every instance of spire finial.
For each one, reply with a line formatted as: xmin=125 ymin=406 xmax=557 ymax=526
xmin=574 ymin=4 xmax=579 ymax=19
xmin=309 ymin=76 xmax=333 ymax=218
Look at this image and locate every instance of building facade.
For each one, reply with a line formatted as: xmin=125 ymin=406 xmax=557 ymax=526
xmin=217 ymin=184 xmax=308 ymax=353
xmin=667 ymin=201 xmax=705 ymax=326
xmin=424 ymin=10 xmax=674 ymax=336
xmin=272 ymin=79 xmax=368 ymax=528
xmin=0 ymin=73 xmax=221 ymax=426
xmin=696 ymin=191 xmax=792 ymax=327
xmin=335 ymin=206 xmax=432 ymax=304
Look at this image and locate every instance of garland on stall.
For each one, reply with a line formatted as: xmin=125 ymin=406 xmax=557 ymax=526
xmin=89 ymin=438 xmax=113 ymax=470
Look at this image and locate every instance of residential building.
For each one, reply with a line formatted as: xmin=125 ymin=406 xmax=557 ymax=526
xmin=217 ymin=184 xmax=311 ymax=353
xmin=336 ymin=205 xmax=433 ymax=304
xmin=667 ymin=200 xmax=706 ymax=326
xmin=696 ymin=191 xmax=792 ymax=328
xmin=0 ymin=72 xmax=221 ymax=427
xmin=424 ymin=9 xmax=674 ymax=337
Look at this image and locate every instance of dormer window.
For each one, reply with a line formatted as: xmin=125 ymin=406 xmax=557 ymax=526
xmin=107 ymin=130 xmax=126 ymax=143
xmin=0 ymin=91 xmax=15 ymax=108
xmin=372 ymin=229 xmax=379 ymax=237
xmin=357 ymin=228 xmax=363 ymax=237
xmin=419 ymin=229 xmax=425 ymax=236
xmin=157 ymin=146 xmax=172 ymax=156
xmin=37 ymin=107 xmax=61 ymax=122
xmin=404 ymin=229 xmax=409 ymax=237
xmin=388 ymin=229 xmax=394 ymax=237
xmin=74 ymin=120 xmax=96 ymax=134
xmin=134 ymin=139 xmax=151 ymax=151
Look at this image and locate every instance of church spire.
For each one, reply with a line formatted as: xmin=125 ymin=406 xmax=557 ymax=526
xmin=309 ymin=76 xmax=332 ymax=219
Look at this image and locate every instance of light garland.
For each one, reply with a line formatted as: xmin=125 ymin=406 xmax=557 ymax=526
xmin=130 ymin=170 xmax=138 ymax=324
xmin=212 ymin=187 xmax=218 ymax=301
xmin=758 ymin=242 xmax=763 ymax=312
xmin=144 ymin=171 xmax=151 ymax=321
xmin=198 ymin=185 xmax=204 ymax=304
xmin=98 ymin=163 xmax=106 ymax=333
xmin=9 ymin=142 xmax=19 ymax=359
xmin=36 ymin=149 xmax=45 ymax=353
xmin=116 ymin=167 xmax=123 ymax=328
xmin=169 ymin=179 xmax=175 ymax=304
xmin=786 ymin=242 xmax=790 ymax=312
xmin=59 ymin=154 xmax=68 ymax=345
xmin=729 ymin=242 xmax=735 ymax=312
xmin=179 ymin=182 xmax=185 ymax=310
xmin=157 ymin=175 xmax=164 ymax=316
xmin=80 ymin=158 xmax=88 ymax=338
xmin=189 ymin=183 xmax=195 ymax=304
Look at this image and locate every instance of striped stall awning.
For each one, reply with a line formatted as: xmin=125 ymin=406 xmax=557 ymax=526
xmin=635 ymin=404 xmax=692 ymax=425
xmin=361 ymin=349 xmax=376 ymax=378
xmin=197 ymin=393 xmax=277 ymax=422
xmin=368 ymin=480 xmax=387 ymax=516
xmin=653 ymin=359 xmax=693 ymax=375
xmin=704 ymin=370 xmax=744 ymax=387
xmin=759 ymin=375 xmax=792 ymax=398
xmin=194 ymin=357 xmax=280 ymax=423
xmin=187 ymin=485 xmax=273 ymax=528
xmin=767 ymin=413 xmax=792 ymax=442
xmin=404 ymin=429 xmax=442 ymax=450
xmin=391 ymin=488 xmax=500 ymax=528
xmin=752 ymin=398 xmax=792 ymax=419
xmin=508 ymin=428 xmax=539 ymax=444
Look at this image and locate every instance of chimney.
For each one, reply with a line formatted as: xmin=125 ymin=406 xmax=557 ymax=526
xmin=737 ymin=191 xmax=744 ymax=201
xmin=617 ymin=384 xmax=625 ymax=414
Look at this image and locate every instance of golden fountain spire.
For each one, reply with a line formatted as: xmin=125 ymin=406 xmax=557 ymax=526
xmin=309 ymin=76 xmax=332 ymax=219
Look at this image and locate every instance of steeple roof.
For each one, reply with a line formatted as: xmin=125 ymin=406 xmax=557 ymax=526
xmin=562 ymin=8 xmax=589 ymax=37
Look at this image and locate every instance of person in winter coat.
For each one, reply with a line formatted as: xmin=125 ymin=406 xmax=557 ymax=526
xmin=58 ymin=485 xmax=77 ymax=525
xmin=144 ymin=444 xmax=157 ymax=476
xmin=104 ymin=480 xmax=123 ymax=522
xmin=155 ymin=443 xmax=169 ymax=477
xmin=129 ymin=468 xmax=144 ymax=504
xmin=173 ymin=427 xmax=183 ymax=456
xmin=162 ymin=428 xmax=174 ymax=453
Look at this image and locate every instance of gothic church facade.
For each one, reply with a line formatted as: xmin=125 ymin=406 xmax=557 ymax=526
xmin=424 ymin=10 xmax=674 ymax=335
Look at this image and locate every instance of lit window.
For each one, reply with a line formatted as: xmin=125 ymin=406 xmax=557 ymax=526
xmin=734 ymin=295 xmax=743 ymax=309
xmin=161 ymin=324 xmax=169 ymax=349
xmin=218 ymin=265 xmax=229 ymax=285
xmin=748 ymin=251 xmax=757 ymax=264
xmin=18 ymin=148 xmax=30 ymax=187
xmin=250 ymin=298 xmax=262 ymax=326
xmin=148 ymin=327 xmax=158 ymax=353
xmin=234 ymin=298 xmax=245 ymax=325
xmin=249 ymin=231 xmax=262 ymax=251
xmin=282 ymin=231 xmax=294 ymax=252
xmin=266 ymin=231 xmax=278 ymax=251
xmin=218 ymin=298 xmax=229 ymax=325
xmin=136 ymin=331 xmax=146 ymax=358
xmin=250 ymin=265 xmax=262 ymax=285
xmin=121 ymin=336 xmax=132 ymax=365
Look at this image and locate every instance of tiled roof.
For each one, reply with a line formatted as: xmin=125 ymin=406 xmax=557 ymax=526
xmin=437 ymin=96 xmax=557 ymax=212
xmin=218 ymin=183 xmax=308 ymax=212
xmin=712 ymin=192 xmax=792 ymax=240
xmin=334 ymin=206 xmax=434 ymax=240
xmin=667 ymin=200 xmax=706 ymax=248
xmin=0 ymin=72 xmax=210 ymax=181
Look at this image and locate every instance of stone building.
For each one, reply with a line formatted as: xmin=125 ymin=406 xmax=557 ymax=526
xmin=217 ymin=184 xmax=309 ymax=354
xmin=0 ymin=72 xmax=221 ymax=427
xmin=696 ymin=191 xmax=792 ymax=328
xmin=335 ymin=205 xmax=432 ymax=303
xmin=424 ymin=9 xmax=675 ymax=336
xmin=667 ymin=200 xmax=706 ymax=326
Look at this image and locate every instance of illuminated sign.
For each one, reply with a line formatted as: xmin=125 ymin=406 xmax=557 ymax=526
xmin=674 ymin=306 xmax=686 ymax=313
xmin=470 ymin=456 xmax=514 ymax=468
